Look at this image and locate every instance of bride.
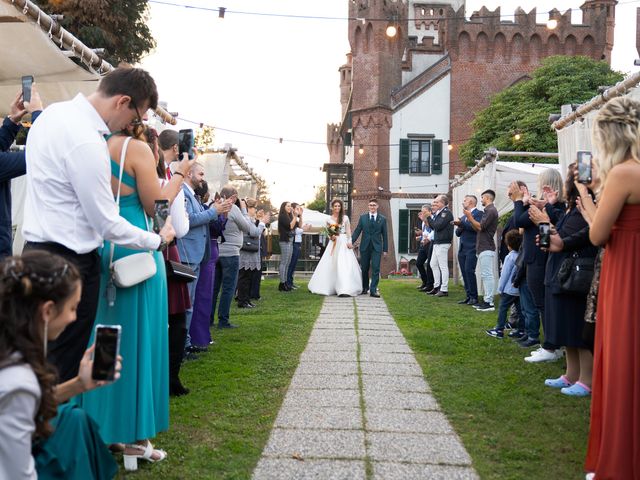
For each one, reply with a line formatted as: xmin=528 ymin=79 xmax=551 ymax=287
xmin=308 ymin=199 xmax=362 ymax=296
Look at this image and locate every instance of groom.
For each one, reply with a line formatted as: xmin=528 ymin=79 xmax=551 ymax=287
xmin=352 ymin=198 xmax=388 ymax=297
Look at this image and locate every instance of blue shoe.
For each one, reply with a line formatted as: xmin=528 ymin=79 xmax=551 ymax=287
xmin=561 ymin=382 xmax=591 ymax=397
xmin=544 ymin=375 xmax=572 ymax=389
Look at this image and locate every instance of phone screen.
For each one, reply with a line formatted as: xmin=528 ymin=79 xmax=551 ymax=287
xmin=153 ymin=199 xmax=169 ymax=233
xmin=539 ymin=223 xmax=551 ymax=248
xmin=92 ymin=325 xmax=121 ymax=381
xmin=21 ymin=75 xmax=34 ymax=103
xmin=178 ymin=129 xmax=195 ymax=160
xmin=577 ymin=151 xmax=592 ymax=184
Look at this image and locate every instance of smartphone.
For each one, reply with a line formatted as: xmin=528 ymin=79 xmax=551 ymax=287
xmin=92 ymin=325 xmax=121 ymax=381
xmin=539 ymin=222 xmax=551 ymax=248
xmin=21 ymin=75 xmax=34 ymax=103
xmin=577 ymin=151 xmax=592 ymax=184
xmin=178 ymin=129 xmax=195 ymax=160
xmin=153 ymin=199 xmax=169 ymax=233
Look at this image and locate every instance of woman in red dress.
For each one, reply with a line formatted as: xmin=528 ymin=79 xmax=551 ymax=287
xmin=581 ymin=96 xmax=640 ymax=479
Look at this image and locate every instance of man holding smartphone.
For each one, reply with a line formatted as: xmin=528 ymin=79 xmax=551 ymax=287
xmin=22 ymin=67 xmax=177 ymax=382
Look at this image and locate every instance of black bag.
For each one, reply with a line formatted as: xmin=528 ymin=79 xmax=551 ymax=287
xmin=241 ymin=236 xmax=260 ymax=252
xmin=165 ymin=260 xmax=197 ymax=283
xmin=556 ymin=252 xmax=595 ymax=294
xmin=511 ymin=247 xmax=527 ymax=288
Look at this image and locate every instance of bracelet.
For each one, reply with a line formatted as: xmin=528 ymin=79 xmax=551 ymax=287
xmin=173 ymin=171 xmax=185 ymax=178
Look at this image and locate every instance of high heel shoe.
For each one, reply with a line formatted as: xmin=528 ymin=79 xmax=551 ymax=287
xmin=123 ymin=441 xmax=167 ymax=471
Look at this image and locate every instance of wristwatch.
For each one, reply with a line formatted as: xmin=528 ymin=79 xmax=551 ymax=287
xmin=157 ymin=236 xmax=168 ymax=251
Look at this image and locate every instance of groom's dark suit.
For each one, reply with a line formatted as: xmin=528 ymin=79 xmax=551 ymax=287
xmin=352 ymin=212 xmax=388 ymax=294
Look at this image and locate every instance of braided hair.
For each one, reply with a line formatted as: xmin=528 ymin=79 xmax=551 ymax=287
xmin=0 ymin=251 xmax=81 ymax=439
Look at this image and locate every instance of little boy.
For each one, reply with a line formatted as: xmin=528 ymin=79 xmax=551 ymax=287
xmin=485 ymin=230 xmax=523 ymax=338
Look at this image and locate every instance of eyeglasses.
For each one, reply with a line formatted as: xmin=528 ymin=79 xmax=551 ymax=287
xmin=130 ymin=105 xmax=144 ymax=138
xmin=368 ymin=204 xmax=377 ymax=207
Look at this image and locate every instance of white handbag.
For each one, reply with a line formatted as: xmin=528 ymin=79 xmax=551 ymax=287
xmin=109 ymin=136 xmax=157 ymax=289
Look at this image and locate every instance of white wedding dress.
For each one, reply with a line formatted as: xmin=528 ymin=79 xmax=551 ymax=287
xmin=308 ymin=216 xmax=363 ymax=296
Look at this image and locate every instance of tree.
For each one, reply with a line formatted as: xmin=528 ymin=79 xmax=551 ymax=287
xmin=459 ymin=56 xmax=623 ymax=166
xmin=306 ymin=185 xmax=326 ymax=213
xmin=195 ymin=126 xmax=215 ymax=150
xmin=35 ymin=0 xmax=155 ymax=66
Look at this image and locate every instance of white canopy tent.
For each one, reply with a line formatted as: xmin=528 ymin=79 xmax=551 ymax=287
xmin=450 ymin=159 xmax=561 ymax=290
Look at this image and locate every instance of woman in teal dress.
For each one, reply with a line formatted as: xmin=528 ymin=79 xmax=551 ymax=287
xmin=75 ymin=125 xmax=192 ymax=471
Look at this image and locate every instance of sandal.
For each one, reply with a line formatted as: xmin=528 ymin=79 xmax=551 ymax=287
xmin=561 ymin=381 xmax=591 ymax=397
xmin=544 ymin=375 xmax=573 ymax=389
xmin=123 ymin=441 xmax=167 ymax=471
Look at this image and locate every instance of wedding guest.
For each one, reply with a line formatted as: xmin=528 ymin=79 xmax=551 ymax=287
xmin=286 ymin=203 xmax=309 ymax=290
xmin=251 ymin=227 xmax=269 ymax=301
xmin=22 ymin=67 xmax=176 ymax=383
xmin=426 ymin=195 xmax=454 ymax=297
xmin=529 ymin=164 xmax=596 ymax=390
xmin=415 ymin=204 xmax=434 ymax=293
xmin=76 ymin=113 xmax=192 ymax=469
xmin=277 ymin=201 xmax=296 ymax=291
xmin=453 ymin=195 xmax=482 ymax=305
xmin=0 ymin=251 xmax=119 ymax=479
xmin=582 ymin=96 xmax=640 ymax=479
xmin=237 ymin=198 xmax=262 ymax=308
xmin=0 ymin=88 xmax=43 ymax=259
xmin=212 ymin=186 xmax=270 ymax=328
xmin=469 ymin=190 xmax=499 ymax=311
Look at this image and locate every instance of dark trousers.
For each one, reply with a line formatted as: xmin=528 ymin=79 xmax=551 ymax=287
xmin=24 ymin=242 xmax=101 ymax=383
xmin=527 ymin=262 xmax=557 ymax=349
xmin=360 ymin=248 xmax=382 ymax=293
xmin=286 ymin=242 xmax=302 ymax=286
xmin=237 ymin=268 xmax=256 ymax=305
xmin=250 ymin=268 xmax=262 ymax=299
xmin=458 ymin=248 xmax=478 ymax=300
xmin=212 ymin=255 xmax=240 ymax=326
xmin=496 ymin=293 xmax=522 ymax=330
xmin=416 ymin=243 xmax=434 ymax=289
xmin=168 ymin=312 xmax=187 ymax=391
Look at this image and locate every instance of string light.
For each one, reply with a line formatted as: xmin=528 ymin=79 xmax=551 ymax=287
xmin=374 ymin=169 xmax=379 ymax=177
xmin=385 ymin=23 xmax=398 ymax=38
xmin=218 ymin=6 xmax=226 ymax=19
xmin=513 ymin=133 xmax=522 ymax=141
xmin=546 ymin=18 xmax=558 ymax=30
xmin=358 ymin=144 xmax=364 ymax=155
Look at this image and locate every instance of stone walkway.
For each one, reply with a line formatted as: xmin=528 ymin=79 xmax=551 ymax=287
xmin=252 ymin=295 xmax=478 ymax=480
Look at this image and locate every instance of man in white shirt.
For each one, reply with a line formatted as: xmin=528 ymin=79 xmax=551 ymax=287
xmin=22 ymin=67 xmax=176 ymax=382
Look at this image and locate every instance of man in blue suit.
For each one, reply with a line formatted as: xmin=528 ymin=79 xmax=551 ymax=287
xmin=453 ymin=195 xmax=483 ymax=306
xmin=178 ymin=162 xmax=232 ymax=351
xmin=352 ymin=198 xmax=388 ymax=297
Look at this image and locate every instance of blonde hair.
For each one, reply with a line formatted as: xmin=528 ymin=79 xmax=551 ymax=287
xmin=245 ymin=197 xmax=257 ymax=208
xmin=538 ymin=168 xmax=564 ymax=203
xmin=591 ymin=96 xmax=640 ymax=185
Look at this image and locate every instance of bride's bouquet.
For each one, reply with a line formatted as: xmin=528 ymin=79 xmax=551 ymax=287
xmin=322 ymin=223 xmax=341 ymax=255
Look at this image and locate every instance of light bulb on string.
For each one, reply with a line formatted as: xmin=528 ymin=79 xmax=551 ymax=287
xmin=386 ymin=23 xmax=397 ymax=38
xmin=546 ymin=18 xmax=558 ymax=30
xmin=513 ymin=133 xmax=522 ymax=141
xmin=358 ymin=144 xmax=364 ymax=155
xmin=374 ymin=169 xmax=379 ymax=177
xmin=218 ymin=7 xmax=226 ymax=19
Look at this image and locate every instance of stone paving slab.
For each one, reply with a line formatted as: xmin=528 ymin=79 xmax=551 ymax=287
xmin=373 ymin=462 xmax=479 ymax=480
xmin=359 ymin=361 xmax=423 ymax=376
xmin=358 ymin=330 xmax=404 ymax=338
xmin=263 ymin=428 xmax=366 ymax=459
xmin=361 ymin=374 xmax=430 ymax=393
xmin=274 ymin=407 xmax=362 ymax=430
xmin=282 ymin=389 xmax=361 ymax=409
xmin=304 ymin=342 xmax=357 ymax=352
xmin=364 ymin=390 xmax=439 ymax=411
xmin=357 ymin=335 xmax=408 ymax=345
xmin=289 ymin=374 xmax=359 ymax=390
xmin=359 ymin=343 xmax=413 ymax=354
xmin=360 ymin=352 xmax=419 ymax=364
xmin=368 ymin=432 xmax=473 ymax=465
xmin=295 ymin=361 xmax=359 ymax=375
xmin=307 ymin=333 xmax=357 ymax=343
xmin=365 ymin=409 xmax=453 ymax=434
xmin=357 ymin=323 xmax=401 ymax=331
xmin=299 ymin=350 xmax=357 ymax=363
xmin=253 ymin=458 xmax=366 ymax=480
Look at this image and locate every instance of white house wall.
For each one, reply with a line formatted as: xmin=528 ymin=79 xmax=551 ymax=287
xmin=389 ymin=73 xmax=451 ymax=195
xmin=402 ymin=53 xmax=444 ymax=84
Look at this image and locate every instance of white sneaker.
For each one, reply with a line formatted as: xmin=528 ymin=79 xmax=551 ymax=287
xmin=585 ymin=474 xmax=595 ymax=480
xmin=525 ymin=348 xmax=564 ymax=363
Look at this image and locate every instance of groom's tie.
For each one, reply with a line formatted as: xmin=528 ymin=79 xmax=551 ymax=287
xmin=370 ymin=215 xmax=374 ymax=222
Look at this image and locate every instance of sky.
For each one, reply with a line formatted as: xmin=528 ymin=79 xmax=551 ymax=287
xmin=139 ymin=0 xmax=640 ymax=206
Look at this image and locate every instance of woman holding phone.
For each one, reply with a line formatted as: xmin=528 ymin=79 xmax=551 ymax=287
xmin=0 ymin=251 xmax=119 ymax=479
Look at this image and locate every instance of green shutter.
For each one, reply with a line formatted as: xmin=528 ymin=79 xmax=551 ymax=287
xmin=432 ymin=139 xmax=442 ymax=174
xmin=399 ymin=138 xmax=410 ymax=174
xmin=398 ymin=209 xmax=409 ymax=254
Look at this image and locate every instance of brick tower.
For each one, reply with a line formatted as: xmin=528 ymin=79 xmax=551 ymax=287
xmin=348 ymin=0 xmax=408 ymax=274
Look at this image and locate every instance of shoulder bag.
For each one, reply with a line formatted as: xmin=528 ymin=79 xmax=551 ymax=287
xmin=109 ymin=137 xmax=157 ymax=289
xmin=556 ymin=251 xmax=595 ymax=294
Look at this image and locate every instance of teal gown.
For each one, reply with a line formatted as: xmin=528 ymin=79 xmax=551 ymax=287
xmin=75 ymin=160 xmax=169 ymax=445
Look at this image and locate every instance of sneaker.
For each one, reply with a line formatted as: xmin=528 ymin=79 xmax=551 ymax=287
xmin=466 ymin=298 xmax=478 ymax=307
xmin=485 ymin=328 xmax=504 ymax=338
xmin=476 ymin=303 xmax=495 ymax=312
xmin=426 ymin=287 xmax=440 ymax=295
xmin=434 ymin=291 xmax=448 ymax=297
xmin=457 ymin=298 xmax=470 ymax=304
xmin=518 ymin=337 xmax=541 ymax=348
xmin=473 ymin=300 xmax=489 ymax=309
xmin=525 ymin=348 xmax=565 ymax=363
xmin=508 ymin=330 xmax=526 ymax=339
xmin=504 ymin=321 xmax=514 ymax=330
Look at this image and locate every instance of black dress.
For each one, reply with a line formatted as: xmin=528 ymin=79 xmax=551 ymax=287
xmin=543 ymin=207 xmax=597 ymax=348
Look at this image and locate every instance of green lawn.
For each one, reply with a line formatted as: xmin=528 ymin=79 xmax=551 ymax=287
xmin=118 ymin=279 xmax=323 ymax=479
xmin=380 ymin=279 xmax=591 ymax=480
